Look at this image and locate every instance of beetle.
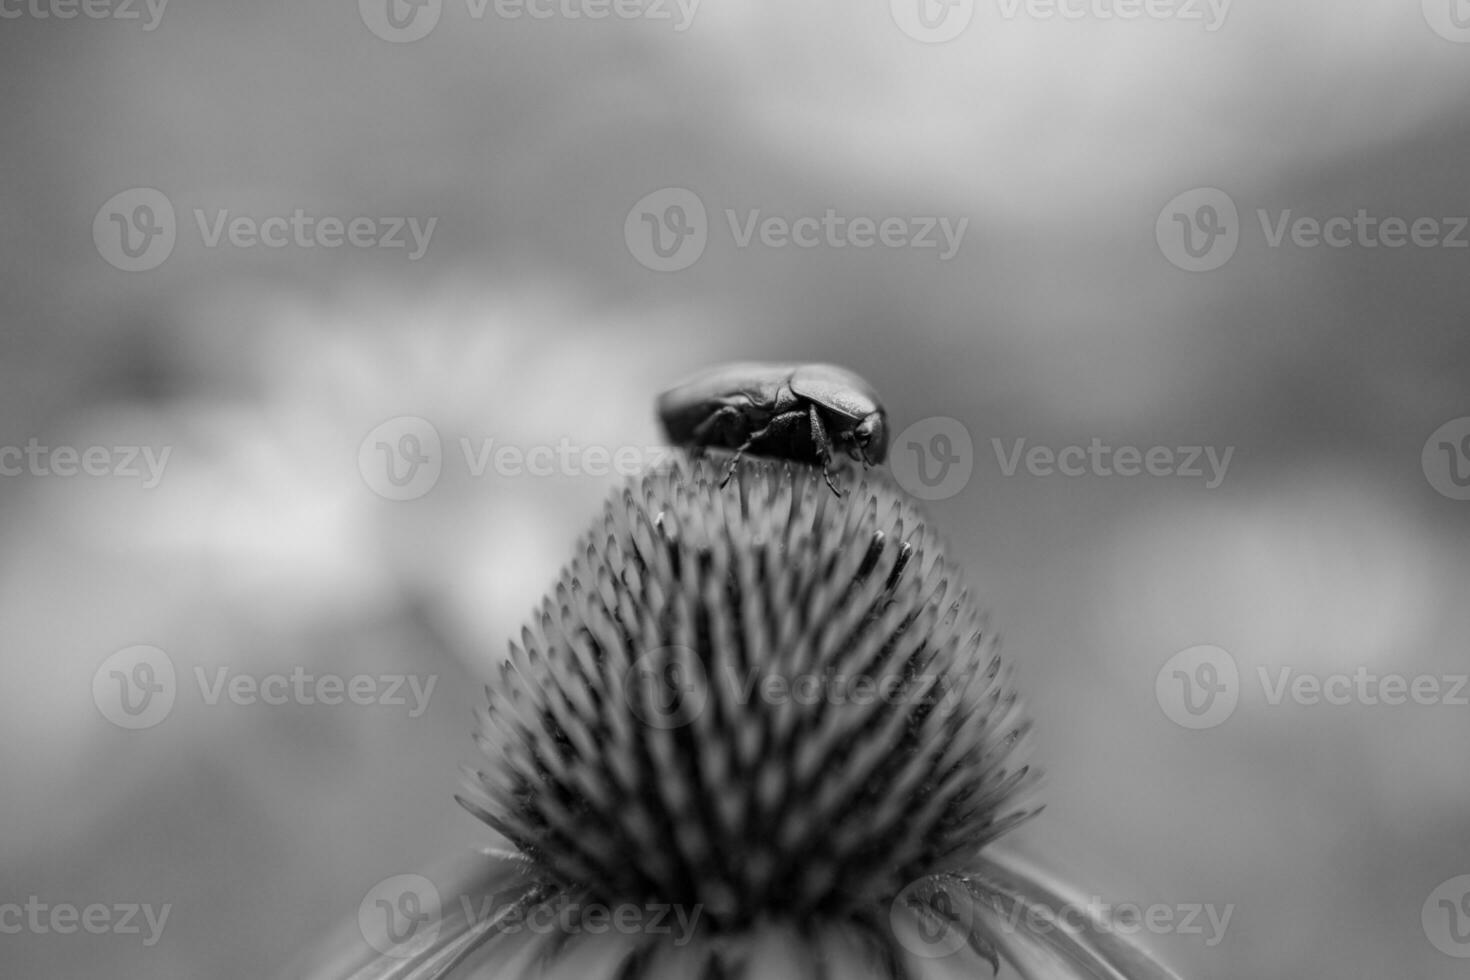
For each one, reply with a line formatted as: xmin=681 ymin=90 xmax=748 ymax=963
xmin=656 ymin=362 xmax=888 ymax=495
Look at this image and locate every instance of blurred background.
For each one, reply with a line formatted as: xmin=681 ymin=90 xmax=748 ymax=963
xmin=3 ymin=1 xmax=1470 ymax=977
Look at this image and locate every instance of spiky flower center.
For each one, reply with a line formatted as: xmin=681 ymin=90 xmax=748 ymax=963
xmin=460 ymin=456 xmax=1033 ymax=935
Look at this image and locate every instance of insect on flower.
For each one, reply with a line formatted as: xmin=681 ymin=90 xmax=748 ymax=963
xmin=296 ymin=456 xmax=1183 ymax=980
xmin=656 ymin=362 xmax=889 ymax=496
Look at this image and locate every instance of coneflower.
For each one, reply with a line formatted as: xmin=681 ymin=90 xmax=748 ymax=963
xmin=305 ymin=455 xmax=1181 ymax=980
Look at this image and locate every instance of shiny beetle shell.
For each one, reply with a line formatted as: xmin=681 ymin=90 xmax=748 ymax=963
xmin=656 ymin=362 xmax=888 ymax=494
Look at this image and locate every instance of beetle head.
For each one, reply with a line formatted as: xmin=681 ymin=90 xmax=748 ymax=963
xmin=847 ymin=411 xmax=888 ymax=466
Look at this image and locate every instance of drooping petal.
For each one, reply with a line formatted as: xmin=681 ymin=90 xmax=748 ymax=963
xmin=963 ymin=848 xmax=1184 ymax=980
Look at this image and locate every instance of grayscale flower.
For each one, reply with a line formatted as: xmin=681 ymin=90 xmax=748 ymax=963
xmin=303 ymin=455 xmax=1181 ymax=980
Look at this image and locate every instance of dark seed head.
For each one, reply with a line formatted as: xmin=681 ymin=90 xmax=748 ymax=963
xmin=459 ymin=454 xmax=1036 ymax=937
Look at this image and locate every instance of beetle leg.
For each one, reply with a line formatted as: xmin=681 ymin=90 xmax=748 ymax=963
xmin=717 ymin=409 xmax=809 ymax=488
xmin=806 ymin=405 xmax=843 ymax=497
xmin=717 ymin=427 xmax=772 ymax=487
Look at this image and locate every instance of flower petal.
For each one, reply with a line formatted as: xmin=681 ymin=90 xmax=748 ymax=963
xmin=292 ymin=849 xmax=546 ymax=980
xmin=962 ymin=849 xmax=1183 ymax=980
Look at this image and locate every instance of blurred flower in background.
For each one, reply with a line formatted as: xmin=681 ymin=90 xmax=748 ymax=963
xmin=2 ymin=1 xmax=1469 ymax=978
